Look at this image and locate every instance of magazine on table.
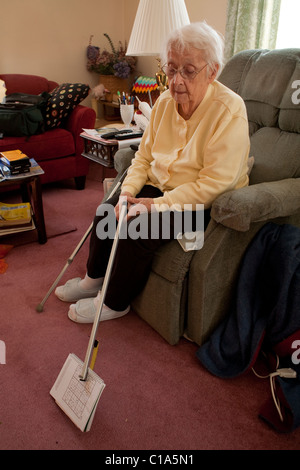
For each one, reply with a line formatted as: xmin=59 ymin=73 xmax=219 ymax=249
xmin=0 ymin=201 xmax=35 ymax=236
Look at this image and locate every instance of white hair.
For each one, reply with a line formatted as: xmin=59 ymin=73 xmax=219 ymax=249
xmin=161 ymin=21 xmax=224 ymax=78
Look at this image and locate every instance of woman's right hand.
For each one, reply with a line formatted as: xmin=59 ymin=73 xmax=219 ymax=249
xmin=114 ymin=192 xmax=133 ymax=221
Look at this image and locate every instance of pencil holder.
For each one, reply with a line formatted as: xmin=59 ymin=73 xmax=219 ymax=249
xmin=120 ymin=104 xmax=134 ymax=127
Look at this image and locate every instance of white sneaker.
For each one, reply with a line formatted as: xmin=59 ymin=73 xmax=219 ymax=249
xmin=55 ymin=277 xmax=102 ymax=302
xmin=68 ymin=297 xmax=130 ymax=324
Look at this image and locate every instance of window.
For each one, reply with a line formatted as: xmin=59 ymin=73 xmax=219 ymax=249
xmin=276 ymin=0 xmax=300 ymax=48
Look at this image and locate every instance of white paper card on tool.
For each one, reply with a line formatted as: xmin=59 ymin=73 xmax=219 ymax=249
xmin=50 ymin=353 xmax=106 ymax=432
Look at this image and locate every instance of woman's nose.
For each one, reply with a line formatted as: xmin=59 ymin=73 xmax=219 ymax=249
xmin=173 ymin=71 xmax=185 ymax=85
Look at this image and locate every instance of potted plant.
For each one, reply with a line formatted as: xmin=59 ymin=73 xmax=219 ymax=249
xmin=87 ymin=34 xmax=137 ymax=102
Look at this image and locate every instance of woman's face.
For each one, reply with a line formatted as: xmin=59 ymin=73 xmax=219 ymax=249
xmin=166 ymin=46 xmax=218 ymax=111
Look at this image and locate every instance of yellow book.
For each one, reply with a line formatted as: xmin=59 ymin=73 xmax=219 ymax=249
xmin=0 ymin=150 xmax=30 ymax=166
xmin=0 ymin=202 xmax=32 ymax=227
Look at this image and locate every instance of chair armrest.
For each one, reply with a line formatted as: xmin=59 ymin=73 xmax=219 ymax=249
xmin=211 ymin=178 xmax=300 ymax=231
xmin=114 ymin=147 xmax=136 ymax=173
xmin=65 ymin=105 xmax=96 ymax=153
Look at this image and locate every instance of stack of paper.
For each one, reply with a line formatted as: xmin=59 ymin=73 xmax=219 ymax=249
xmin=50 ymin=353 xmax=106 ymax=432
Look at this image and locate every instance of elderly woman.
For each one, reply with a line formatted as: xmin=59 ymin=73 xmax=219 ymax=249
xmin=55 ymin=21 xmax=250 ymax=323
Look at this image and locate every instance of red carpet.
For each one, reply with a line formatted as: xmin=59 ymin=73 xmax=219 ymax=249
xmin=0 ymin=163 xmax=299 ymax=451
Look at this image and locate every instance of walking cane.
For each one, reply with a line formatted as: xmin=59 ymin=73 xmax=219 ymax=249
xmin=36 ymin=170 xmax=128 ymax=312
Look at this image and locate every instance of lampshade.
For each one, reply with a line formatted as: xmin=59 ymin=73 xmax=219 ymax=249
xmin=126 ymin=0 xmax=190 ymax=57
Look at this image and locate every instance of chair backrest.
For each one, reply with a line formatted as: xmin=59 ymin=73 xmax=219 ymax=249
xmin=218 ymin=49 xmax=300 ymax=186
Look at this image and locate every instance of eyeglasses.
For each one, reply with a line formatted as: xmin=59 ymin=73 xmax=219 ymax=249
xmin=161 ymin=63 xmax=208 ymax=81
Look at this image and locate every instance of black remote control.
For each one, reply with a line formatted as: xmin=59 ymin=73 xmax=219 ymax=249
xmin=101 ymin=129 xmax=133 ymax=139
xmin=115 ymin=131 xmax=143 ymax=140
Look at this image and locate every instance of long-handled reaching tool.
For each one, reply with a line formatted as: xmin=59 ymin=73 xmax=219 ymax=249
xmin=50 ymin=199 xmax=128 ymax=432
xmin=79 ymin=198 xmax=127 ymax=380
xmin=36 ymin=170 xmax=127 ymax=312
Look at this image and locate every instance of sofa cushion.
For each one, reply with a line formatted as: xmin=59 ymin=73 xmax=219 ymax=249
xmin=44 ymin=83 xmax=90 ymax=129
xmin=0 ymin=128 xmax=75 ymax=162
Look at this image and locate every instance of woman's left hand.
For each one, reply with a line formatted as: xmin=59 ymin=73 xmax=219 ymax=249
xmin=126 ymin=196 xmax=155 ymax=219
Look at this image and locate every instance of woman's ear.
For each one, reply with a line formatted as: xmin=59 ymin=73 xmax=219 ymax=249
xmin=208 ymin=64 xmax=219 ymax=82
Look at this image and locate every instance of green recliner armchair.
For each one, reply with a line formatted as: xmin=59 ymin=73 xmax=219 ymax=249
xmin=112 ymin=48 xmax=300 ymax=346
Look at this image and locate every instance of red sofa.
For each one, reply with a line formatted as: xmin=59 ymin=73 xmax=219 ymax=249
xmin=0 ymin=74 xmax=96 ymax=189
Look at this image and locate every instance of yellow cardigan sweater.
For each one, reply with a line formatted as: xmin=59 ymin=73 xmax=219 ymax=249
xmin=121 ymin=80 xmax=250 ymax=210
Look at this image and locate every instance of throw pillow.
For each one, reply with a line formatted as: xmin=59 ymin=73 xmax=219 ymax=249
xmin=44 ymin=83 xmax=90 ymax=129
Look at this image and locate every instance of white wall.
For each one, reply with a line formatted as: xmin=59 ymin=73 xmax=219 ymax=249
xmin=0 ymin=0 xmax=228 ymax=107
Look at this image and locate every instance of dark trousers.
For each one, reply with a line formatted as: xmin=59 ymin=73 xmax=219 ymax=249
xmin=87 ymin=185 xmax=210 ymax=311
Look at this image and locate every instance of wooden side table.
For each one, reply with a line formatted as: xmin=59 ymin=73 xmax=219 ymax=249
xmin=0 ymin=171 xmax=47 ymax=244
xmin=80 ymin=129 xmax=142 ymax=181
xmin=91 ymin=98 xmax=121 ymax=121
xmin=81 ymin=132 xmax=119 ymax=181
xmin=102 ymin=101 xmax=122 ymax=121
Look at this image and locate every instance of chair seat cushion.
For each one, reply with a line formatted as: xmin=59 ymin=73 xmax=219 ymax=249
xmin=151 ymin=240 xmax=194 ymax=283
xmin=0 ymin=128 xmax=75 ymax=162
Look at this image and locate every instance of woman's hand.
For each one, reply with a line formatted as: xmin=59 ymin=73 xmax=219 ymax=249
xmin=115 ymin=193 xmax=155 ymax=220
xmin=126 ymin=196 xmax=155 ymax=219
xmin=114 ymin=192 xmax=132 ymax=221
